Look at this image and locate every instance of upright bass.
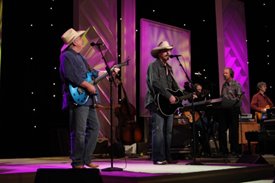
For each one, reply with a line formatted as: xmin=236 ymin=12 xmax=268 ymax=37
xmin=114 ymin=79 xmax=142 ymax=145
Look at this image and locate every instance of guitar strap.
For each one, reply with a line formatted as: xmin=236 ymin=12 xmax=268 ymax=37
xmin=166 ymin=64 xmax=180 ymax=90
xmin=148 ymin=65 xmax=157 ymax=105
xmin=80 ymin=54 xmax=92 ymax=72
xmin=149 ymin=62 xmax=179 ymax=100
xmin=79 ymin=54 xmax=100 ymax=104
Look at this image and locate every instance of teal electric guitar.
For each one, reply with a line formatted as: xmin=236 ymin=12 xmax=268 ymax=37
xmin=69 ymin=59 xmax=129 ymax=105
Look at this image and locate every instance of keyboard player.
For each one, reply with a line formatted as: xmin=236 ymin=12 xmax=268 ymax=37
xmin=186 ymin=83 xmax=212 ymax=157
xmin=179 ymin=85 xmax=223 ymax=156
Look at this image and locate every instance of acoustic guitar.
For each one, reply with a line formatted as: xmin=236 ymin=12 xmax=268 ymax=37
xmin=183 ymin=111 xmax=200 ymax=123
xmin=156 ymin=88 xmax=193 ymax=116
xmin=255 ymin=105 xmax=270 ymax=122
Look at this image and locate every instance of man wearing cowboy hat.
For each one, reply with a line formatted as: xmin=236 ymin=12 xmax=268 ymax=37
xmin=59 ymin=28 xmax=119 ymax=169
xmin=145 ymin=41 xmax=181 ymax=165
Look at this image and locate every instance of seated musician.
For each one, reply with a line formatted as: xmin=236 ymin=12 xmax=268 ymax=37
xmin=251 ymin=81 xmax=274 ymax=124
xmin=185 ymin=83 xmax=211 ymax=156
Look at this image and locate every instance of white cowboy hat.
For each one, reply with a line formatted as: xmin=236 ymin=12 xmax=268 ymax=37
xmin=151 ymin=41 xmax=173 ymax=58
xmin=60 ymin=28 xmax=86 ymax=52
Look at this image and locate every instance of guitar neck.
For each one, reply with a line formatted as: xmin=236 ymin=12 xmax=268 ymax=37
xmin=93 ymin=70 xmax=111 ymax=85
xmin=178 ymin=93 xmax=193 ymax=101
xmin=93 ymin=60 xmax=129 ymax=85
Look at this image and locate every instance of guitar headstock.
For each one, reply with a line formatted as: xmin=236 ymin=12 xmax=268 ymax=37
xmin=121 ymin=57 xmax=130 ymax=66
xmin=112 ymin=57 xmax=130 ymax=69
xmin=125 ymin=57 xmax=130 ymax=64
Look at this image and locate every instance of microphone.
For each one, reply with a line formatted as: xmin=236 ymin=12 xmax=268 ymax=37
xmin=90 ymin=42 xmax=104 ymax=46
xmin=194 ymin=72 xmax=202 ymax=76
xmin=169 ymin=54 xmax=182 ymax=58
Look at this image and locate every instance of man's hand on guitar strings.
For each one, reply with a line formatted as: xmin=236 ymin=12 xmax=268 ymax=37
xmin=169 ymin=95 xmax=177 ymax=104
xmin=87 ymin=83 xmax=97 ymax=94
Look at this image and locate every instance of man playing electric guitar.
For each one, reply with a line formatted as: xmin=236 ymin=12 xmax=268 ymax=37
xmin=69 ymin=61 xmax=128 ymax=105
xmin=251 ymin=81 xmax=274 ymax=123
xmin=59 ymin=28 xmax=120 ymax=169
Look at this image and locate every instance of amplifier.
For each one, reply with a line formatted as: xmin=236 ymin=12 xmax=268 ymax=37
xmin=239 ymin=113 xmax=253 ymax=119
xmin=239 ymin=113 xmax=253 ymax=122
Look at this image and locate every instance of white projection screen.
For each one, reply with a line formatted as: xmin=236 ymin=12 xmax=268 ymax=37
xmin=139 ymin=18 xmax=191 ymax=117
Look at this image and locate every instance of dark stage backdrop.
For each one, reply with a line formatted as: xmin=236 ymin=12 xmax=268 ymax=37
xmin=0 ymin=0 xmax=274 ymax=158
xmin=0 ymin=0 xmax=74 ymax=157
xmin=0 ymin=0 xmax=2 ymax=78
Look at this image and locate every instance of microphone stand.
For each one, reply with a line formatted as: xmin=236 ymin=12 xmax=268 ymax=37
xmin=174 ymin=56 xmax=203 ymax=165
xmin=95 ymin=44 xmax=123 ymax=172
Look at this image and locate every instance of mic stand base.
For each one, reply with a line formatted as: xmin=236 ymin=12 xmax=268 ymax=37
xmin=186 ymin=159 xmax=204 ymax=165
xmin=101 ymin=167 xmax=123 ymax=172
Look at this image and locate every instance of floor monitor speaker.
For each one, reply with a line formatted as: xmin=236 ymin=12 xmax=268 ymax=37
xmin=35 ymin=168 xmax=103 ymax=183
xmin=236 ymin=154 xmax=269 ymax=164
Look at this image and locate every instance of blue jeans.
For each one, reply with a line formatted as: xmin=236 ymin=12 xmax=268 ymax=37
xmin=69 ymin=105 xmax=100 ymax=167
xmin=151 ymin=112 xmax=174 ymax=162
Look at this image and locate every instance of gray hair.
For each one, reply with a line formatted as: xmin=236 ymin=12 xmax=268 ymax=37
xmin=257 ymin=81 xmax=266 ymax=89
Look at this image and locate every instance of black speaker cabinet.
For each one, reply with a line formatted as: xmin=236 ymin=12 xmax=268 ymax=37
xmin=260 ymin=119 xmax=275 ymax=154
xmin=236 ymin=154 xmax=269 ymax=164
xmin=171 ymin=123 xmax=192 ymax=148
xmin=35 ymin=168 xmax=103 ymax=183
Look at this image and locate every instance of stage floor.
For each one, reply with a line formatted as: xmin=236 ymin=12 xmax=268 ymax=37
xmin=0 ymin=155 xmax=275 ymax=183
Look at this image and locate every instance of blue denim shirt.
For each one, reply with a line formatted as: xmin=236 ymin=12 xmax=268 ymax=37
xmin=59 ymin=48 xmax=99 ymax=109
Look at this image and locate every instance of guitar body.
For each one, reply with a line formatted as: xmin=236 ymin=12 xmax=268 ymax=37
xmin=183 ymin=111 xmax=200 ymax=123
xmin=69 ymin=72 xmax=97 ymax=105
xmin=157 ymin=89 xmax=190 ymax=116
xmin=255 ymin=105 xmax=270 ymax=122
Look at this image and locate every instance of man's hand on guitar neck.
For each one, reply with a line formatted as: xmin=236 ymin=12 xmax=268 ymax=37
xmin=107 ymin=68 xmax=120 ymax=81
xmin=99 ymin=68 xmax=120 ymax=80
